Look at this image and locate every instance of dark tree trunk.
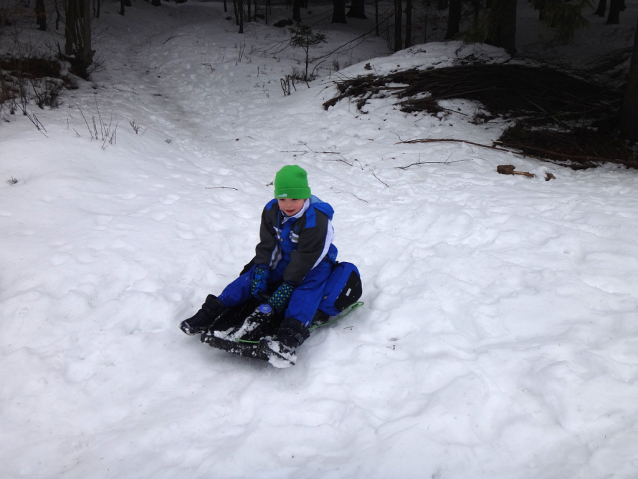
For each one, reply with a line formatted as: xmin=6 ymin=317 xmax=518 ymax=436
xmin=332 ymin=0 xmax=347 ymax=23
xmin=375 ymin=0 xmax=379 ymax=35
xmin=65 ymin=0 xmax=93 ymax=77
xmin=233 ymin=0 xmax=239 ymax=24
xmin=293 ymin=0 xmax=302 ymax=22
xmin=54 ymin=0 xmax=62 ymax=29
xmin=224 ymin=0 xmax=227 ymax=13
xmin=535 ymin=0 xmax=546 ymax=19
xmin=619 ymin=17 xmax=638 ymax=141
xmin=347 ymin=0 xmax=367 ymax=18
xmin=594 ymin=0 xmax=606 ymax=17
xmin=437 ymin=0 xmax=448 ymax=10
xmin=35 ymin=0 xmax=47 ymax=30
xmin=119 ymin=0 xmax=125 ymax=15
xmin=486 ymin=0 xmax=516 ymax=55
xmin=394 ymin=0 xmax=402 ymax=51
xmin=404 ymin=0 xmax=412 ymax=48
xmin=472 ymin=0 xmax=481 ymax=21
xmin=93 ymin=0 xmax=101 ymax=19
xmin=151 ymin=0 xmax=161 ymax=6
xmin=445 ymin=0 xmax=461 ymax=39
xmin=606 ymin=0 xmax=621 ymax=24
xmin=238 ymin=0 xmax=245 ymax=32
xmin=423 ymin=10 xmax=428 ymax=42
xmin=247 ymin=0 xmax=251 ymax=22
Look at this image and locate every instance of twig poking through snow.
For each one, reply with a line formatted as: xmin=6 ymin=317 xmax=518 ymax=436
xmin=371 ymin=171 xmax=388 ymax=187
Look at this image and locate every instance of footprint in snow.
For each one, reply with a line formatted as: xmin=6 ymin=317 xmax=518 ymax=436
xmin=159 ymin=194 xmax=180 ymax=205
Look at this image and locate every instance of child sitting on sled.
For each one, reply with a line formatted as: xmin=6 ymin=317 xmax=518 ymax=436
xmin=180 ymin=165 xmax=360 ymax=366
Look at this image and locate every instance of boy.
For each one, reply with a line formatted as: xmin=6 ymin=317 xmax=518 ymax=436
xmin=180 ymin=165 xmax=337 ymax=365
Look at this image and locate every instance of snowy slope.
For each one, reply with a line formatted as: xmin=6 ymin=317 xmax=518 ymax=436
xmin=1 ymin=2 xmax=638 ymax=478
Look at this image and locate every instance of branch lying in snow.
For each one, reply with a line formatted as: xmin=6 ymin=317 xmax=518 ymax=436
xmin=398 ymin=138 xmax=633 ymax=168
xmin=371 ymin=171 xmax=388 ymax=187
xmin=163 ymin=34 xmax=187 ymax=45
xmin=497 ymin=165 xmax=557 ymax=181
xmin=395 ymin=158 xmax=470 ymax=169
xmin=350 ymin=193 xmax=368 ymax=203
xmin=328 ymin=157 xmax=353 ymax=166
xmin=497 ymin=164 xmax=535 ymax=178
xmin=205 ymin=186 xmax=238 ymax=190
xmin=398 ymin=137 xmax=516 ymax=154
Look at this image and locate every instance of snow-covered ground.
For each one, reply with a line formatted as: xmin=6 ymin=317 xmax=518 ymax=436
xmin=1 ymin=1 xmax=638 ymax=478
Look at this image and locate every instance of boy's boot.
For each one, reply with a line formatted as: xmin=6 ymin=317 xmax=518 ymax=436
xmin=180 ymin=295 xmax=226 ymax=336
xmin=228 ymin=303 xmax=274 ymax=340
xmin=260 ymin=317 xmax=310 ymax=368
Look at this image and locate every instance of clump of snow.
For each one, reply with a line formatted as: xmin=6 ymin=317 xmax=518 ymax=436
xmin=1 ymin=1 xmax=638 ymax=478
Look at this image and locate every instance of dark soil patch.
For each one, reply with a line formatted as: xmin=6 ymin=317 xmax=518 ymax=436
xmin=0 ymin=56 xmax=62 ymax=79
xmin=324 ymin=64 xmax=637 ymax=169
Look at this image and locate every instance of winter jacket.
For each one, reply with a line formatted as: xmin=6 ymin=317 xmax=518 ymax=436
xmin=252 ymin=195 xmax=338 ymax=285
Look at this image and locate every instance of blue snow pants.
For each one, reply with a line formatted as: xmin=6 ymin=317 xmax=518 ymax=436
xmin=218 ymin=259 xmax=334 ymax=326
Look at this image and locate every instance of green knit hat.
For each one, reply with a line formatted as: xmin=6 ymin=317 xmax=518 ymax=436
xmin=274 ymin=165 xmax=311 ymax=199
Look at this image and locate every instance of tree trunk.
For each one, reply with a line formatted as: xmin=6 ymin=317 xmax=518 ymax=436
xmin=54 ymin=0 xmax=62 ymax=29
xmin=423 ymin=10 xmax=428 ymax=42
xmin=445 ymin=0 xmax=462 ymax=39
xmin=79 ymin=0 xmax=92 ymax=68
xmin=375 ymin=0 xmax=379 ymax=35
xmin=65 ymin=0 xmax=93 ymax=77
xmin=535 ymin=0 xmax=546 ymax=19
xmin=238 ymin=0 xmax=244 ymax=32
xmin=332 ymin=0 xmax=347 ymax=23
xmin=293 ymin=0 xmax=302 ymax=22
xmin=35 ymin=0 xmax=46 ymax=30
xmin=404 ymin=0 xmax=412 ymax=48
xmin=347 ymin=0 xmax=367 ymax=18
xmin=486 ymin=0 xmax=517 ymax=55
xmin=472 ymin=0 xmax=480 ymax=21
xmin=247 ymin=0 xmax=251 ymax=22
xmin=606 ymin=0 xmax=621 ymax=24
xmin=437 ymin=0 xmax=448 ymax=10
xmin=594 ymin=0 xmax=606 ymax=17
xmin=394 ymin=0 xmax=402 ymax=51
xmin=619 ymin=17 xmax=638 ymax=141
xmin=151 ymin=0 xmax=161 ymax=6
xmin=65 ymin=0 xmax=78 ymax=55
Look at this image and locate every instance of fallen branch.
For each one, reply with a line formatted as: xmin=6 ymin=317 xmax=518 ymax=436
xmin=398 ymin=137 xmax=635 ymax=168
xmin=497 ymin=164 xmax=535 ymax=178
xmin=496 ymin=140 xmax=633 ymax=166
xmin=371 ymin=171 xmax=388 ymax=187
xmin=399 ymin=137 xmax=514 ymax=153
xmin=396 ymin=158 xmax=469 ymax=169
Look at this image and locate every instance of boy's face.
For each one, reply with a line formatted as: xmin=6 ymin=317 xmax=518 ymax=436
xmin=278 ymin=198 xmax=305 ymax=217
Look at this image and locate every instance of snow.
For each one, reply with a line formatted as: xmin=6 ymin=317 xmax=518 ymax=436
xmin=1 ymin=1 xmax=638 ymax=478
